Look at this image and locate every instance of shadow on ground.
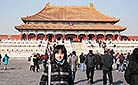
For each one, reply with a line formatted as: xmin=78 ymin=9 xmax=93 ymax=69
xmin=113 ymin=80 xmax=123 ymax=85
xmin=74 ymin=79 xmax=87 ymax=84
xmin=1 ymin=67 xmax=22 ymax=70
xmin=74 ymin=78 xmax=124 ymax=85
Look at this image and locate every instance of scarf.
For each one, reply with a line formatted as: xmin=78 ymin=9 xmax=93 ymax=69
xmin=55 ymin=59 xmax=65 ymax=65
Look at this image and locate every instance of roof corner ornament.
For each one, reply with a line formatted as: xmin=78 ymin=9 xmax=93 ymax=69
xmin=89 ymin=3 xmax=94 ymax=7
xmin=46 ymin=2 xmax=50 ymax=7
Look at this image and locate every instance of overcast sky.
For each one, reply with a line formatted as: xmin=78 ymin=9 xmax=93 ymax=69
xmin=0 ymin=0 xmax=137 ymax=36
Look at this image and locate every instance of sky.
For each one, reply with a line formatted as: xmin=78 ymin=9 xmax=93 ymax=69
xmin=0 ymin=0 xmax=137 ymax=36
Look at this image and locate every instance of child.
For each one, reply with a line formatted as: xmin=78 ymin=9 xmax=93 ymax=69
xmin=3 ymin=54 xmax=9 ymax=70
xmin=39 ymin=45 xmax=73 ymax=85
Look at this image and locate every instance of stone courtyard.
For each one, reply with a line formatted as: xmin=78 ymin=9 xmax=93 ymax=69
xmin=0 ymin=60 xmax=128 ymax=85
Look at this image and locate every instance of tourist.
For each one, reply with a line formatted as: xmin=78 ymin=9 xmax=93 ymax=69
xmin=126 ymin=52 xmax=131 ymax=62
xmin=3 ymin=54 xmax=9 ymax=70
xmin=95 ymin=51 xmax=102 ymax=70
xmin=29 ymin=55 xmax=34 ymax=72
xmin=77 ymin=55 xmax=80 ymax=69
xmin=79 ymin=52 xmax=85 ymax=71
xmin=68 ymin=51 xmax=78 ymax=83
xmin=101 ymin=49 xmax=114 ymax=85
xmin=0 ymin=54 xmax=2 ymax=65
xmin=39 ymin=45 xmax=73 ymax=85
xmin=41 ymin=53 xmax=48 ymax=70
xmin=33 ymin=54 xmax=40 ymax=72
xmin=118 ymin=53 xmax=125 ymax=72
xmin=124 ymin=48 xmax=138 ymax=85
xmin=85 ymin=50 xmax=96 ymax=84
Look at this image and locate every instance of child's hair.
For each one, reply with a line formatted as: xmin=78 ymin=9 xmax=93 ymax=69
xmin=53 ymin=45 xmax=67 ymax=60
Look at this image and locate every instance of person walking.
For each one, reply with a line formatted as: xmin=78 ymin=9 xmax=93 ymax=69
xmin=41 ymin=53 xmax=48 ymax=70
xmin=68 ymin=51 xmax=78 ymax=83
xmin=3 ymin=54 xmax=9 ymax=70
xmin=33 ymin=54 xmax=40 ymax=72
xmin=85 ymin=50 xmax=96 ymax=84
xmin=124 ymin=48 xmax=138 ymax=85
xmin=102 ymin=49 xmax=114 ymax=85
xmin=118 ymin=53 xmax=125 ymax=72
xmin=95 ymin=52 xmax=102 ymax=70
xmin=0 ymin=54 xmax=2 ymax=65
xmin=39 ymin=45 xmax=73 ymax=85
xmin=29 ymin=55 xmax=34 ymax=71
xmin=79 ymin=52 xmax=85 ymax=71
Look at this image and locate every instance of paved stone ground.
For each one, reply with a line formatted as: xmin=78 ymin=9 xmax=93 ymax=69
xmin=0 ymin=60 xmax=128 ymax=85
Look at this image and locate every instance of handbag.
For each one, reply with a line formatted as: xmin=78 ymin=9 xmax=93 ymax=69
xmin=112 ymin=63 xmax=117 ymax=70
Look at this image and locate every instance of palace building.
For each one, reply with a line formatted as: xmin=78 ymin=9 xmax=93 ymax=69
xmin=0 ymin=2 xmax=138 ymax=59
xmin=15 ymin=3 xmax=126 ymax=42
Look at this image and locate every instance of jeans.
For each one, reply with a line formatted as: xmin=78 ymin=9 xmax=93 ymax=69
xmin=80 ymin=63 xmax=84 ymax=71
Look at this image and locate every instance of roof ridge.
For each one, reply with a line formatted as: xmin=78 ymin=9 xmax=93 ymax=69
xmin=21 ymin=3 xmax=120 ymax=22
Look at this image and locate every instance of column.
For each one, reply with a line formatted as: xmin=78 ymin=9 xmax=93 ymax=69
xmin=103 ymin=34 xmax=106 ymax=41
xmin=63 ymin=34 xmax=66 ymax=40
xmin=35 ymin=34 xmax=38 ymax=40
xmin=26 ymin=33 xmax=29 ymax=40
xmin=19 ymin=33 xmax=22 ymax=40
xmin=94 ymin=34 xmax=97 ymax=40
xmin=53 ymin=34 xmax=56 ymax=42
xmin=112 ymin=34 xmax=115 ymax=41
xmin=76 ymin=34 xmax=79 ymax=42
xmin=43 ymin=34 xmax=47 ymax=41
xmin=117 ymin=34 xmax=121 ymax=41
xmin=85 ymin=34 xmax=88 ymax=40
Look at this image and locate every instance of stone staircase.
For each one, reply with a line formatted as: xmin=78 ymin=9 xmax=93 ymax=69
xmin=71 ymin=42 xmax=88 ymax=55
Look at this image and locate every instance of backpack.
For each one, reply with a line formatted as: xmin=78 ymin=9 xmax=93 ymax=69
xmin=28 ymin=57 xmax=31 ymax=61
xmin=2 ymin=58 xmax=5 ymax=62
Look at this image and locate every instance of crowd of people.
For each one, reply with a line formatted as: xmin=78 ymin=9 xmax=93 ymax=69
xmin=32 ymin=42 xmax=138 ymax=85
xmin=1 ymin=42 xmax=137 ymax=85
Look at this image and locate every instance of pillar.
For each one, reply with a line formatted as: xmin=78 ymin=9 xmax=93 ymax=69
xmin=85 ymin=34 xmax=88 ymax=40
xmin=112 ymin=34 xmax=115 ymax=41
xmin=103 ymin=34 xmax=106 ymax=41
xmin=43 ymin=34 xmax=47 ymax=41
xmin=117 ymin=34 xmax=121 ymax=41
xmin=63 ymin=34 xmax=66 ymax=40
xmin=19 ymin=33 xmax=22 ymax=40
xmin=94 ymin=34 xmax=97 ymax=40
xmin=76 ymin=34 xmax=79 ymax=42
xmin=26 ymin=33 xmax=29 ymax=40
xmin=35 ymin=34 xmax=38 ymax=40
xmin=53 ymin=35 xmax=56 ymax=42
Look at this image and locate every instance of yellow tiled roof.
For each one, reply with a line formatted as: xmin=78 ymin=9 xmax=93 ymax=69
xmin=21 ymin=3 xmax=119 ymax=22
xmin=15 ymin=24 xmax=126 ymax=31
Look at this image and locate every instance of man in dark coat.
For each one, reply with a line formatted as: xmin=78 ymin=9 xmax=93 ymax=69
xmin=33 ymin=54 xmax=40 ymax=72
xmin=102 ymin=49 xmax=114 ymax=85
xmin=0 ymin=54 xmax=2 ymax=65
xmin=124 ymin=48 xmax=138 ymax=85
xmin=95 ymin=52 xmax=102 ymax=70
xmin=85 ymin=50 xmax=96 ymax=84
xmin=79 ymin=52 xmax=85 ymax=71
